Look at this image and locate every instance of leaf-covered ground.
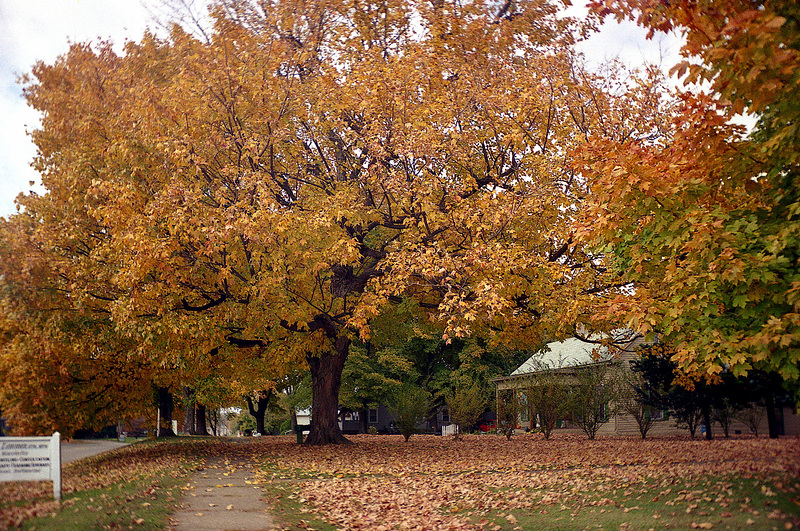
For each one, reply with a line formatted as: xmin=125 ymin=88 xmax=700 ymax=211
xmin=257 ymin=434 xmax=800 ymax=531
xmin=0 ymin=441 xmax=185 ymax=528
xmin=3 ymin=435 xmax=799 ymax=530
xmin=0 ymin=438 xmax=242 ymax=529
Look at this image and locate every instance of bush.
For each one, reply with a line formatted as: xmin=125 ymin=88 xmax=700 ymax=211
xmin=445 ymin=379 xmax=486 ymax=440
xmin=388 ymin=383 xmax=430 ymax=442
xmin=570 ymin=363 xmax=616 ymax=440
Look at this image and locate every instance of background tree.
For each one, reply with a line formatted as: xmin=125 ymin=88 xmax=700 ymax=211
xmin=615 ymin=362 xmax=657 ymax=439
xmin=579 ymin=0 xmax=800 ymax=396
xmin=709 ymin=373 xmax=750 ymax=438
xmin=523 ymin=368 xmax=573 ymax=440
xmin=182 ymin=387 xmax=200 ymax=435
xmin=496 ymin=387 xmax=525 ymax=440
xmin=631 ymin=344 xmax=796 ymax=439
xmin=359 ymin=302 xmax=529 ymax=433
xmin=738 ymin=370 xmax=796 ymax=439
xmin=569 ymin=363 xmax=616 ymax=440
xmin=630 ymin=347 xmax=705 ymax=437
xmin=340 ymin=341 xmax=416 ymax=434
xmin=155 ymin=386 xmax=177 ymax=437
xmin=232 ymin=410 xmax=257 ymax=435
xmin=630 ymin=345 xmax=754 ymax=439
xmin=188 ymin=372 xmax=254 ymax=435
xmin=244 ymin=389 xmax=280 ymax=436
xmin=388 ymin=383 xmax=431 ymax=442
xmin=444 ymin=377 xmax=486 ymax=439
xmin=713 ymin=400 xmax=736 ymax=439
xmin=735 ymin=403 xmax=767 ymax=438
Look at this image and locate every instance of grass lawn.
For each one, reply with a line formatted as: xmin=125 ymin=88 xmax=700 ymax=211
xmin=259 ymin=434 xmax=800 ymax=530
xmin=3 ymin=434 xmax=798 ymax=530
xmin=0 ymin=438 xmax=209 ymax=530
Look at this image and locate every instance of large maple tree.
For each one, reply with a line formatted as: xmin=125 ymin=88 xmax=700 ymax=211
xmin=577 ymin=0 xmax=800 ymax=388
xmin=6 ymin=0 xmax=663 ymax=442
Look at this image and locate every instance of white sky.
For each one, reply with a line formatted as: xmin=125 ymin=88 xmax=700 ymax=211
xmin=0 ymin=1 xmax=682 ymax=218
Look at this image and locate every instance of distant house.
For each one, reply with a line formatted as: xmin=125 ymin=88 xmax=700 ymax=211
xmin=339 ymin=405 xmax=395 ymax=434
xmin=493 ymin=331 xmax=800 ymax=437
xmin=338 ymin=404 xmax=448 ymax=435
xmin=493 ymin=330 xmax=662 ymax=436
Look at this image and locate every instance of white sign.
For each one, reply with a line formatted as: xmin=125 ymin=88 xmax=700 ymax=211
xmin=0 ymin=432 xmax=61 ymax=500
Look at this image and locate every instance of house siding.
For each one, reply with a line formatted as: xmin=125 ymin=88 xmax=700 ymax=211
xmin=494 ymin=332 xmax=800 ymax=438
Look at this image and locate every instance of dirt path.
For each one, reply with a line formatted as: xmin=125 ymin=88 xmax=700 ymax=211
xmin=168 ymin=456 xmax=277 ymax=531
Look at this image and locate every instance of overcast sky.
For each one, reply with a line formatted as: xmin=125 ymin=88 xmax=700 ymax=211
xmin=0 ymin=1 xmax=681 ymax=219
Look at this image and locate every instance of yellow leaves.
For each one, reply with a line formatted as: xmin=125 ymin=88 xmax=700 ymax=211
xmin=6 ymin=0 xmax=720 ymax=430
xmin=611 ymin=165 xmax=627 ymax=179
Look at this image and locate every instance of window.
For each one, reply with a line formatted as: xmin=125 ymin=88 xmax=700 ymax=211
xmin=368 ymin=408 xmax=378 ymax=423
xmin=519 ymin=394 xmax=529 ymax=423
xmin=597 ymin=403 xmax=607 ymax=422
xmin=442 ymin=408 xmax=450 ymax=423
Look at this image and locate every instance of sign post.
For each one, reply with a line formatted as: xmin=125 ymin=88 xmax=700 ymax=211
xmin=0 ymin=432 xmax=62 ymax=500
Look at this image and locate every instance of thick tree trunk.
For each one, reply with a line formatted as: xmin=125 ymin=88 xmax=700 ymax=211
xmin=255 ymin=412 xmax=265 ymax=435
xmin=157 ymin=386 xmax=176 ymax=437
xmin=196 ymin=403 xmax=208 ymax=435
xmin=206 ymin=407 xmax=217 ymax=436
xmin=304 ymin=335 xmax=351 ymax=445
xmin=766 ymin=392 xmax=780 ymax=439
xmin=702 ymin=406 xmax=713 ymax=440
xmin=183 ymin=387 xmax=196 ymax=435
xmin=360 ymin=400 xmax=369 ymax=434
xmin=246 ymin=390 xmax=271 ymax=435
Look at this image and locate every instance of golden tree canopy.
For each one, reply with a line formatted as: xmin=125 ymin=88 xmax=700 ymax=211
xmin=4 ymin=0 xmax=664 ymax=439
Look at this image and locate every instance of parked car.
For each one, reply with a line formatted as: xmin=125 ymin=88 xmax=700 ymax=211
xmin=478 ymin=421 xmax=496 ymax=433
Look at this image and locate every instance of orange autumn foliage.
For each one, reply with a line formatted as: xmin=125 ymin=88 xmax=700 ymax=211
xmin=1 ymin=0 xmax=667 ymax=440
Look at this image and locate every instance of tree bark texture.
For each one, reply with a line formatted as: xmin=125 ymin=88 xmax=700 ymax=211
xmin=702 ymin=406 xmax=713 ymax=440
xmin=360 ymin=400 xmax=369 ymax=434
xmin=206 ymin=407 xmax=217 ymax=436
xmin=766 ymin=392 xmax=780 ymax=439
xmin=182 ymin=386 xmax=196 ymax=435
xmin=196 ymin=403 xmax=208 ymax=435
xmin=246 ymin=390 xmax=271 ymax=435
xmin=304 ymin=335 xmax=351 ymax=445
xmin=157 ymin=386 xmax=176 ymax=437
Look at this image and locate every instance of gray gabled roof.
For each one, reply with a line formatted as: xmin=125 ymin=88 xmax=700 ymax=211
xmin=510 ymin=330 xmax=640 ymax=376
xmin=511 ymin=338 xmax=610 ymax=375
